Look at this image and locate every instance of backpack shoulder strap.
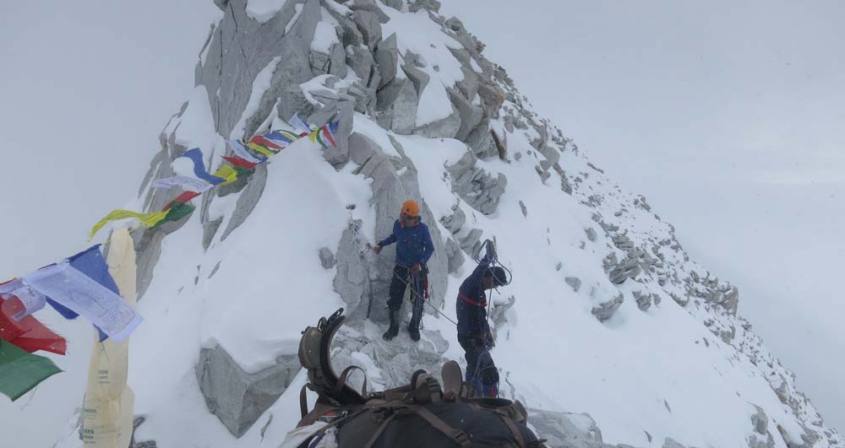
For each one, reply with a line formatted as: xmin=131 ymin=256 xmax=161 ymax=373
xmin=407 ymin=405 xmax=472 ymax=447
xmin=494 ymin=408 xmax=527 ymax=448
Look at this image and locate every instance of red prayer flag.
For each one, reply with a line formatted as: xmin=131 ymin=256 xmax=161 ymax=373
xmin=164 ymin=191 xmax=201 ymax=210
xmin=223 ymin=156 xmax=257 ymax=170
xmin=322 ymin=125 xmax=337 ymax=147
xmin=0 ymin=297 xmax=66 ymax=355
xmin=250 ymin=135 xmax=283 ymax=150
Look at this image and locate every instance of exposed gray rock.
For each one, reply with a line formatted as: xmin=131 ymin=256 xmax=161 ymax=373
xmin=197 ymin=0 xmax=321 ymax=138
xmin=466 ymin=119 xmax=498 ymax=159
xmin=352 ymin=9 xmax=382 ymax=50
xmin=459 ymin=228 xmax=484 ymax=258
xmin=374 ymin=33 xmax=399 ymax=88
xmin=585 ymin=227 xmax=598 ymax=242
xmin=612 ymin=233 xmax=635 ymax=251
xmin=662 ymin=438 xmax=689 ymax=448
xmin=409 ymin=0 xmax=441 ymax=13
xmin=319 ymin=247 xmax=336 ymax=269
xmin=333 ymin=220 xmax=371 ymax=319
xmin=196 ymin=344 xmax=299 ymax=437
xmin=527 ymin=408 xmax=615 ymax=448
xmin=592 ymin=294 xmax=624 ymax=322
xmin=604 ymin=252 xmax=642 ymax=285
xmin=565 ymin=276 xmax=582 ymax=293
xmin=447 ymin=151 xmax=507 ymax=215
xmin=381 ymin=0 xmax=404 ymax=11
xmin=413 ymin=105 xmax=462 ymax=139
xmin=720 ymin=286 xmax=739 ymax=315
xmin=478 ymin=81 xmax=506 ymax=117
xmin=440 ymin=204 xmax=466 ymax=235
xmin=347 ymin=44 xmax=377 ymax=88
xmin=450 ymin=87 xmax=484 ymax=141
xmin=747 ymin=405 xmax=776 ymax=448
xmin=519 ymin=200 xmax=528 ymax=217
xmin=444 ymin=237 xmax=465 ymax=274
xmin=633 ymin=291 xmax=658 ymax=311
xmin=670 ymin=292 xmax=689 ymax=307
xmin=489 ymin=295 xmax=516 ymax=341
xmin=376 ymin=77 xmax=418 ymax=134
xmin=219 ymin=164 xmax=268 ymax=241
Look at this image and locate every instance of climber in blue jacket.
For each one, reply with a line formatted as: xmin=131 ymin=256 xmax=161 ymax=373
xmin=373 ymin=199 xmax=434 ymax=342
xmin=456 ymin=241 xmax=507 ymax=398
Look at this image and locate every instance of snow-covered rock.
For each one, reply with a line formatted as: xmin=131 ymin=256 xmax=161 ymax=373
xmin=38 ymin=1 xmax=844 ymax=447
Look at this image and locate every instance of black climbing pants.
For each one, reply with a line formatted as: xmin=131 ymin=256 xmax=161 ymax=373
xmin=458 ymin=335 xmax=499 ymax=398
xmin=387 ymin=264 xmax=427 ymax=330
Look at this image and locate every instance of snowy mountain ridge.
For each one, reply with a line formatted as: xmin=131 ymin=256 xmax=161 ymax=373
xmin=34 ymin=0 xmax=840 ymax=447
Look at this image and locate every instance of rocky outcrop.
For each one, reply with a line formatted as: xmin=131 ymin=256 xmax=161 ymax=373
xmin=447 ymin=151 xmax=507 ymax=215
xmin=565 ymin=276 xmax=582 ymax=292
xmin=333 ymin=219 xmax=372 ymax=320
xmin=528 ymin=408 xmax=622 ymax=448
xmin=592 ymin=294 xmax=624 ymax=322
xmin=633 ymin=290 xmax=660 ymax=311
xmin=747 ymin=405 xmax=776 ymax=448
xmin=318 ymin=247 xmax=336 ymax=269
xmin=196 ymin=344 xmax=300 ymax=437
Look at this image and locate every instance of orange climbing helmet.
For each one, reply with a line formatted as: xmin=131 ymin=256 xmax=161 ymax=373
xmin=401 ymin=199 xmax=420 ymax=217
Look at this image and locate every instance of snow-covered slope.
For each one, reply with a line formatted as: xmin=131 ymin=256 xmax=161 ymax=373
xmin=36 ymin=0 xmax=842 ymax=447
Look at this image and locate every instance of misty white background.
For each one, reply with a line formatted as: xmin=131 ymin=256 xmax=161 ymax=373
xmin=0 ymin=0 xmax=841 ymax=442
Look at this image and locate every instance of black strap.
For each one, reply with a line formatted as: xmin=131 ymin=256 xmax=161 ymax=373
xmin=362 ymin=412 xmax=398 ymax=448
xmin=336 ymin=365 xmax=368 ymax=398
xmin=300 ymin=384 xmax=309 ymax=418
xmin=408 ymin=406 xmax=472 ymax=447
xmin=495 ymin=409 xmax=526 ymax=448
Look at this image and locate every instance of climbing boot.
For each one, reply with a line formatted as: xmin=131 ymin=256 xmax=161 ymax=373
xmin=382 ymin=309 xmax=399 ymax=340
xmin=407 ymin=323 xmax=420 ymax=342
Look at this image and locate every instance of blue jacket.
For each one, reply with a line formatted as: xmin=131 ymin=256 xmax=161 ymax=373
xmin=378 ymin=220 xmax=435 ymax=268
xmin=456 ymin=254 xmax=494 ymax=340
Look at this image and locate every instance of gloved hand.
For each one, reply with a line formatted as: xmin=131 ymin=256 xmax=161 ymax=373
xmin=372 ymin=244 xmax=382 ymax=254
xmin=410 ymin=263 xmax=422 ymax=274
xmin=486 ymin=241 xmax=497 ymax=262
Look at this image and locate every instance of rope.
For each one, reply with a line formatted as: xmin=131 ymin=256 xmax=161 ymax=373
xmin=391 ymin=271 xmax=459 ymax=327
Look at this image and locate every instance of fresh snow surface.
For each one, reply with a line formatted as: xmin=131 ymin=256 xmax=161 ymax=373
xmin=173 ymin=85 xmax=218 ymax=151
xmin=381 ymin=8 xmax=465 ymax=127
xmin=245 ymin=0 xmax=286 ymax=23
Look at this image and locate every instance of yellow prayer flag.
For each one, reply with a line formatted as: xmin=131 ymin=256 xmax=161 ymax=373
xmin=213 ymin=164 xmax=239 ymax=186
xmin=247 ymin=142 xmax=275 ymax=158
xmin=89 ymin=209 xmax=169 ymax=240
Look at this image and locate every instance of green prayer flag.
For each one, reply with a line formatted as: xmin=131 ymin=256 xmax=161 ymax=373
xmin=152 ymin=202 xmax=196 ymax=229
xmin=233 ymin=166 xmax=255 ymax=177
xmin=0 ymin=339 xmax=61 ymax=401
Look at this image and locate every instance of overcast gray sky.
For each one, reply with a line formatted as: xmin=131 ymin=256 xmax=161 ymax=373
xmin=442 ymin=0 xmax=845 ymax=432
xmin=0 ymin=0 xmax=842 ymax=438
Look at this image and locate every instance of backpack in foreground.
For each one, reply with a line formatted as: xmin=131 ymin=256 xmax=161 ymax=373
xmin=284 ymin=308 xmax=547 ymax=448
